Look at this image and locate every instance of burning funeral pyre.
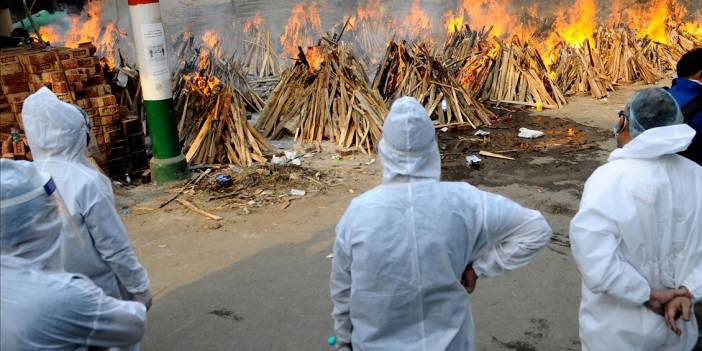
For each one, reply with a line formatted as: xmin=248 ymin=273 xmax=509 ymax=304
xmin=373 ymin=40 xmax=494 ymax=128
xmin=172 ymin=32 xmax=270 ymax=166
xmin=256 ymin=29 xmax=387 ymax=155
xmin=2 ymin=0 xmax=702 ymax=173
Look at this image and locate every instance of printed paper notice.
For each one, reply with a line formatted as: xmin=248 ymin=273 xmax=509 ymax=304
xmin=141 ymin=23 xmax=169 ymax=80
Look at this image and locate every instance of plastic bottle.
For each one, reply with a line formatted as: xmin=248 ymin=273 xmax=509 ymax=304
xmin=327 ymin=336 xmax=337 ymax=349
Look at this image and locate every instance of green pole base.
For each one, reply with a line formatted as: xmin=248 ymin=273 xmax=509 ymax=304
xmin=150 ymin=154 xmax=189 ymax=184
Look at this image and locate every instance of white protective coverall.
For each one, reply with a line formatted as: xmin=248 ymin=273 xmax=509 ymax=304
xmin=0 ymin=159 xmax=146 ymax=350
xmin=21 ymin=87 xmax=150 ymax=301
xmin=330 ymin=97 xmax=552 ymax=351
xmin=570 ymin=124 xmax=702 ymax=351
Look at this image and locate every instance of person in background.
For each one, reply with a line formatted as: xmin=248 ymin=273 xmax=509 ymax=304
xmin=330 ymin=97 xmax=552 ymax=351
xmin=21 ymin=88 xmax=152 ymax=308
xmin=0 ymin=159 xmax=147 ymax=350
xmin=668 ymin=48 xmax=702 ymax=165
xmin=570 ymin=87 xmax=702 ymax=351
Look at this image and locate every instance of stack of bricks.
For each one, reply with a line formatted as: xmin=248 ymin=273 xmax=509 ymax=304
xmin=0 ymin=43 xmax=141 ymax=178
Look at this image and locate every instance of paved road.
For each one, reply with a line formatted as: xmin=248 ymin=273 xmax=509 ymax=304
xmin=142 ymin=229 xmax=336 ymax=351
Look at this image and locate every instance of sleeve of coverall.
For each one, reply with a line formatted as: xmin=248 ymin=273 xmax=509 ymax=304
xmin=682 ymin=261 xmax=702 ymax=302
xmin=50 ymin=276 xmax=146 ymax=348
xmin=330 ymin=205 xmax=354 ymax=345
xmin=569 ymin=171 xmax=651 ymax=306
xmin=472 ymin=191 xmax=552 ymax=278
xmin=83 ymin=189 xmax=150 ymax=294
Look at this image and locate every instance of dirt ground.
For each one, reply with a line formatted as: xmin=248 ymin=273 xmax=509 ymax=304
xmin=115 ymin=81 xmax=682 ymax=350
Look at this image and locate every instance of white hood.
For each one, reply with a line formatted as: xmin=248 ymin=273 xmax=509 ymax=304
xmin=22 ymin=87 xmax=92 ymax=168
xmin=0 ymin=160 xmax=64 ymax=270
xmin=379 ymin=97 xmax=441 ymax=183
xmin=609 ymin=124 xmax=695 ymax=161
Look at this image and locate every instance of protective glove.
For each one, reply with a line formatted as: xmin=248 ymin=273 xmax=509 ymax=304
xmin=133 ymin=290 xmax=153 ymax=311
xmin=336 ymin=342 xmax=352 ymax=351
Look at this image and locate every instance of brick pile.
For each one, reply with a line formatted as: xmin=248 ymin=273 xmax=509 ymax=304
xmin=0 ymin=43 xmax=148 ymax=179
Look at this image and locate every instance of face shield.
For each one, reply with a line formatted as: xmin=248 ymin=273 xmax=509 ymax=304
xmin=74 ymin=105 xmax=105 ymax=166
xmin=0 ymin=160 xmax=83 ymax=271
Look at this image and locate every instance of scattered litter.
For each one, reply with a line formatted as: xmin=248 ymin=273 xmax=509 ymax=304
xmin=290 ymin=189 xmax=306 ymax=196
xmin=303 ymin=153 xmax=314 ymax=158
xmin=120 ymin=207 xmax=130 ymax=215
xmin=466 ymin=155 xmax=482 ymax=168
xmin=474 ymin=130 xmax=491 ymax=136
xmin=158 ymin=244 xmax=167 ymax=249
xmin=205 ymin=223 xmax=223 ymax=230
xmin=291 ymin=158 xmax=302 ymax=166
xmin=271 ymin=155 xmax=287 ymax=165
xmin=440 ymin=127 xmax=449 ymax=133
xmin=326 ymin=253 xmax=334 ymax=259
xmin=479 ymin=150 xmax=515 ymax=160
xmin=366 ymin=159 xmax=376 ymax=166
xmin=247 ymin=200 xmax=256 ymax=205
xmin=331 ymin=155 xmax=342 ymax=160
xmin=176 ymin=199 xmax=223 ymax=221
xmin=216 ymin=175 xmax=233 ymax=187
xmin=348 ymin=189 xmax=355 ymax=194
xmin=518 ymin=128 xmax=545 ymax=139
xmin=441 ymin=99 xmax=448 ymax=111
xmin=284 ymin=151 xmax=298 ymax=160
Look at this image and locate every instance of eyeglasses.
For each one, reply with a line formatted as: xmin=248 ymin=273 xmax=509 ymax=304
xmin=613 ymin=110 xmax=628 ymax=136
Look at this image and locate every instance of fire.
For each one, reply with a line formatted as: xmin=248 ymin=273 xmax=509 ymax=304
xmin=447 ymin=0 xmax=515 ymax=38
xmin=553 ymin=0 xmax=597 ymax=47
xmin=399 ymin=0 xmax=431 ymax=38
xmin=357 ymin=0 xmax=384 ymax=21
xmin=202 ymin=31 xmax=220 ymax=50
xmin=196 ymin=30 xmax=223 ymax=70
xmin=34 ymin=0 xmax=119 ymax=67
xmin=280 ymin=3 xmax=322 ymax=58
xmin=305 ymin=46 xmax=324 ymax=73
xmin=445 ymin=12 xmax=464 ymax=34
xmin=183 ymin=73 xmax=220 ymax=96
xmin=244 ymin=14 xmax=264 ymax=33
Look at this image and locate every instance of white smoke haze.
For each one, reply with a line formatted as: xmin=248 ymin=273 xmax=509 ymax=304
xmin=39 ymin=0 xmax=702 ymax=68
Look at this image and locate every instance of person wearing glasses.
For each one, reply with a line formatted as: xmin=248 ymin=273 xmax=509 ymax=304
xmin=570 ymin=87 xmax=702 ymax=351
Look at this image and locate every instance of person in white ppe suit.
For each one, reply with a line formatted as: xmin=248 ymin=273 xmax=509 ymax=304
xmin=21 ymin=87 xmax=151 ymax=306
xmin=570 ymin=87 xmax=702 ymax=351
xmin=330 ymin=97 xmax=552 ymax=351
xmin=0 ymin=159 xmax=147 ymax=350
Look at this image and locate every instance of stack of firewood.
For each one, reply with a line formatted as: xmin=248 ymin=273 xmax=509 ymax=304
xmin=443 ymin=24 xmax=493 ymax=70
xmin=595 ymin=27 xmax=661 ymax=85
xmin=482 ymin=39 xmax=567 ymax=109
xmin=257 ymin=34 xmax=387 ymax=154
xmin=372 ymin=40 xmax=493 ymax=128
xmin=173 ymin=36 xmax=269 ymax=166
xmin=552 ymin=40 xmax=614 ymax=99
xmin=443 ymin=25 xmax=497 ymax=101
xmin=242 ymin=27 xmax=282 ymax=78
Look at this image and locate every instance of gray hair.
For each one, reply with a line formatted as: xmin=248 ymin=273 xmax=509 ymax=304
xmin=627 ymin=87 xmax=684 ymax=138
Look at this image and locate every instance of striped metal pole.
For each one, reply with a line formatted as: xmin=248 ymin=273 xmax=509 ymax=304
xmin=128 ymin=0 xmax=187 ymax=183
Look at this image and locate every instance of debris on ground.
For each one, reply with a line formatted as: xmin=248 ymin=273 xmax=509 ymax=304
xmin=518 ymin=127 xmax=545 ymax=139
xmin=166 ymin=164 xmax=342 ymax=214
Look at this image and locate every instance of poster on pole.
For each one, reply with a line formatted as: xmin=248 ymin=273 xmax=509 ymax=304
xmin=140 ymin=23 xmax=169 ymax=81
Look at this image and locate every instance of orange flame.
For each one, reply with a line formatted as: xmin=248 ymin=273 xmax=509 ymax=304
xmin=280 ymin=3 xmax=322 ymax=58
xmin=305 ymin=46 xmax=324 ymax=73
xmin=244 ymin=14 xmax=264 ymax=33
xmin=553 ymin=0 xmax=597 ymax=47
xmin=400 ymin=0 xmax=431 ymax=38
xmin=444 ymin=11 xmax=464 ymax=34
xmin=35 ymin=0 xmax=119 ymax=67
xmin=357 ymin=0 xmax=384 ymax=21
xmin=451 ymin=0 xmax=514 ymax=38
